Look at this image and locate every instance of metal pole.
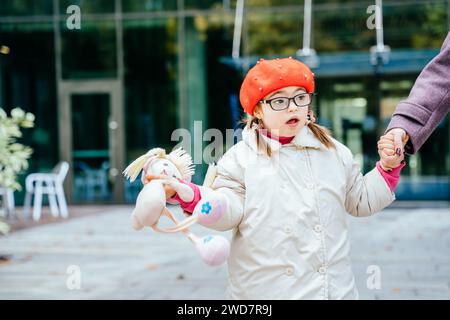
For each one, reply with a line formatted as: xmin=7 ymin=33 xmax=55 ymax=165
xmin=296 ymin=0 xmax=318 ymax=67
xmin=375 ymin=0 xmax=384 ymax=52
xmin=370 ymin=0 xmax=390 ymax=67
xmin=177 ymin=0 xmax=188 ymax=129
xmin=232 ymin=0 xmax=244 ymax=59
xmin=302 ymin=0 xmax=312 ymax=55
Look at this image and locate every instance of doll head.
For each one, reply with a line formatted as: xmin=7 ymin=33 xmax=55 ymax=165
xmin=123 ymin=147 xmax=195 ymax=183
xmin=144 ymin=155 xmax=184 ymax=182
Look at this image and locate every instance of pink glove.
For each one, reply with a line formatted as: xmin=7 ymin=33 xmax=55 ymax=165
xmin=195 ymin=235 xmax=230 ymax=267
xmin=193 ymin=193 xmax=228 ymax=226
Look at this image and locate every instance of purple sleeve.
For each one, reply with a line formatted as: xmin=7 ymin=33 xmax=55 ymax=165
xmin=386 ymin=32 xmax=450 ymax=154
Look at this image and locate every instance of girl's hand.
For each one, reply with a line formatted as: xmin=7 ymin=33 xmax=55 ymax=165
xmin=378 ymin=133 xmax=404 ymax=171
xmin=143 ymin=174 xmax=177 ymax=199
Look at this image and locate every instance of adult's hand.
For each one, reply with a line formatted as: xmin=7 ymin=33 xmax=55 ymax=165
xmin=385 ymin=128 xmax=409 ymax=157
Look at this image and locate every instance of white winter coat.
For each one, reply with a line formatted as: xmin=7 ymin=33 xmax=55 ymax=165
xmin=199 ymin=124 xmax=395 ymax=300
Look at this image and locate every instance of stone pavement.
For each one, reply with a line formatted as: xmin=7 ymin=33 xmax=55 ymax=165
xmin=0 ymin=205 xmax=449 ymax=300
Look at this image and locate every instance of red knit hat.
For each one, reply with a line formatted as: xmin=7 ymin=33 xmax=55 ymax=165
xmin=239 ymin=57 xmax=315 ymax=115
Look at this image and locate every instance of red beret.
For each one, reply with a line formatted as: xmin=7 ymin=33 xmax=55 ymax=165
xmin=239 ymin=57 xmax=315 ymax=115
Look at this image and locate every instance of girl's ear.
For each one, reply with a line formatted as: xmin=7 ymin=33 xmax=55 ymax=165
xmin=254 ymin=105 xmax=263 ymax=119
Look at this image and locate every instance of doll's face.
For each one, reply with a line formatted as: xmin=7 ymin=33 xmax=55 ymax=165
xmin=254 ymin=86 xmax=310 ymax=137
xmin=149 ymin=158 xmax=182 ymax=179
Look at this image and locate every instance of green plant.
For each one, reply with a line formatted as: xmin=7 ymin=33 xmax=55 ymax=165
xmin=0 ymin=107 xmax=34 ymax=234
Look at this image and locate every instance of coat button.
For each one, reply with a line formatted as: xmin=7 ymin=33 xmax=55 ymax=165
xmin=284 ymin=226 xmax=292 ymax=234
xmin=306 ymin=183 xmax=314 ymax=190
xmin=285 ymin=267 xmax=294 ymax=276
xmin=318 ymin=266 xmax=327 ymax=274
xmin=314 ymin=225 xmax=322 ymax=233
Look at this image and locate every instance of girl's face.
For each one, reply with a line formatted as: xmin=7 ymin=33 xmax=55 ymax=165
xmin=255 ymin=86 xmax=310 ymax=137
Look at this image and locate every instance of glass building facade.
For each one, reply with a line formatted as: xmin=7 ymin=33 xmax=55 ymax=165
xmin=0 ymin=0 xmax=449 ymax=204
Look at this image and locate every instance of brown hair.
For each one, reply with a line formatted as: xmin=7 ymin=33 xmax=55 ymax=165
xmin=241 ymin=104 xmax=335 ymax=156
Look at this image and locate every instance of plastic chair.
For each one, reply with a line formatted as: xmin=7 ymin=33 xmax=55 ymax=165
xmin=24 ymin=161 xmax=70 ymax=221
xmin=74 ymin=161 xmax=109 ymax=201
xmin=0 ymin=188 xmax=15 ymax=218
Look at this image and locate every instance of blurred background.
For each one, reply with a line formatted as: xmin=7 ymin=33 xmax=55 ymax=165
xmin=0 ymin=0 xmax=449 ymax=300
xmin=0 ymin=0 xmax=449 ymax=205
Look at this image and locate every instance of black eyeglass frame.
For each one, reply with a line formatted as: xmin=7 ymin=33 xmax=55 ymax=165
xmin=259 ymin=92 xmax=317 ymax=111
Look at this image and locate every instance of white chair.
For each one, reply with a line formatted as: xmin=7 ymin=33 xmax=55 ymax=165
xmin=74 ymin=161 xmax=109 ymax=201
xmin=0 ymin=188 xmax=15 ymax=218
xmin=24 ymin=161 xmax=69 ymax=221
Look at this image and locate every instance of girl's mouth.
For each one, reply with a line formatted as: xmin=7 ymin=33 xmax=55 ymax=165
xmin=286 ymin=118 xmax=300 ymax=127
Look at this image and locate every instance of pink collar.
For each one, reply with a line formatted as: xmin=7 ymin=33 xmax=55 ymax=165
xmin=262 ymin=130 xmax=295 ymax=145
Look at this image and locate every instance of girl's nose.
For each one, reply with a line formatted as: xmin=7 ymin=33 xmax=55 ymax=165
xmin=287 ymin=100 xmax=298 ymax=112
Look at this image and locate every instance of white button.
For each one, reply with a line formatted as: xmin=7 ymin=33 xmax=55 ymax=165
xmin=318 ymin=266 xmax=327 ymax=274
xmin=306 ymin=183 xmax=314 ymax=190
xmin=314 ymin=225 xmax=322 ymax=233
xmin=284 ymin=226 xmax=292 ymax=234
xmin=285 ymin=267 xmax=294 ymax=276
xmin=281 ymin=183 xmax=287 ymax=189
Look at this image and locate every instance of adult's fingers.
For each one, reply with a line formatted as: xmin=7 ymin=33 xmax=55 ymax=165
xmin=385 ymin=128 xmax=407 ymax=156
xmin=380 ymin=133 xmax=394 ymax=141
xmin=379 ymin=148 xmax=395 ymax=156
xmin=377 ymin=142 xmax=395 ymax=150
xmin=378 ymin=136 xmax=394 ymax=144
xmin=393 ymin=131 xmax=405 ymax=156
xmin=379 ymin=150 xmax=396 ymax=160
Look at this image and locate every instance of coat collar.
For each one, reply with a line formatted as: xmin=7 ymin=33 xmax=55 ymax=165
xmin=242 ymin=124 xmax=322 ymax=154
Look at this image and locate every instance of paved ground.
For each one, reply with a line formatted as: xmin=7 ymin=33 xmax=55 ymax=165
xmin=0 ymin=205 xmax=449 ymax=300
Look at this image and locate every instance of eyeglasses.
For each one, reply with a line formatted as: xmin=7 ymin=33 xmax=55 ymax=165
xmin=260 ymin=93 xmax=316 ymax=111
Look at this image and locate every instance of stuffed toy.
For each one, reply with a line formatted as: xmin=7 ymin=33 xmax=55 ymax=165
xmin=123 ymin=147 xmax=230 ymax=267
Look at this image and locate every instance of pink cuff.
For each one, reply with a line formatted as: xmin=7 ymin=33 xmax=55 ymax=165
xmin=376 ymin=161 xmax=406 ymax=193
xmin=171 ymin=179 xmax=202 ymax=214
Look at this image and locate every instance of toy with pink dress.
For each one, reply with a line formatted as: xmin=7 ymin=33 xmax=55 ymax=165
xmin=123 ymin=147 xmax=230 ymax=267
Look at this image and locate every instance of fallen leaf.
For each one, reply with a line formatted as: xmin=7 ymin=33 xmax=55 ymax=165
xmin=146 ymin=264 xmax=159 ymax=270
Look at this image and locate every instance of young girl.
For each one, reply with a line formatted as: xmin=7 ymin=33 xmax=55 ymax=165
xmin=145 ymin=57 xmax=405 ymax=300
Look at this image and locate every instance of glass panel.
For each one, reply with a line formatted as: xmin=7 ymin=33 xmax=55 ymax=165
xmin=185 ymin=0 xmax=224 ymax=9
xmin=246 ymin=11 xmax=302 ymax=56
xmin=61 ymin=20 xmax=117 ymax=79
xmin=123 ymin=18 xmax=178 ymax=200
xmin=235 ymin=0 xmax=302 ymax=8
xmin=380 ymin=77 xmax=450 ymax=200
xmin=313 ymin=5 xmax=373 ymax=52
xmin=0 ymin=22 xmax=57 ymax=207
xmin=383 ymin=2 xmax=448 ymax=49
xmin=316 ymin=78 xmax=368 ymax=169
xmin=122 ymin=0 xmax=177 ymax=12
xmin=0 ymin=0 xmax=52 ymax=16
xmin=71 ymin=93 xmax=112 ymax=202
xmin=185 ymin=14 xmax=241 ymax=131
xmin=59 ymin=0 xmax=115 ymax=14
